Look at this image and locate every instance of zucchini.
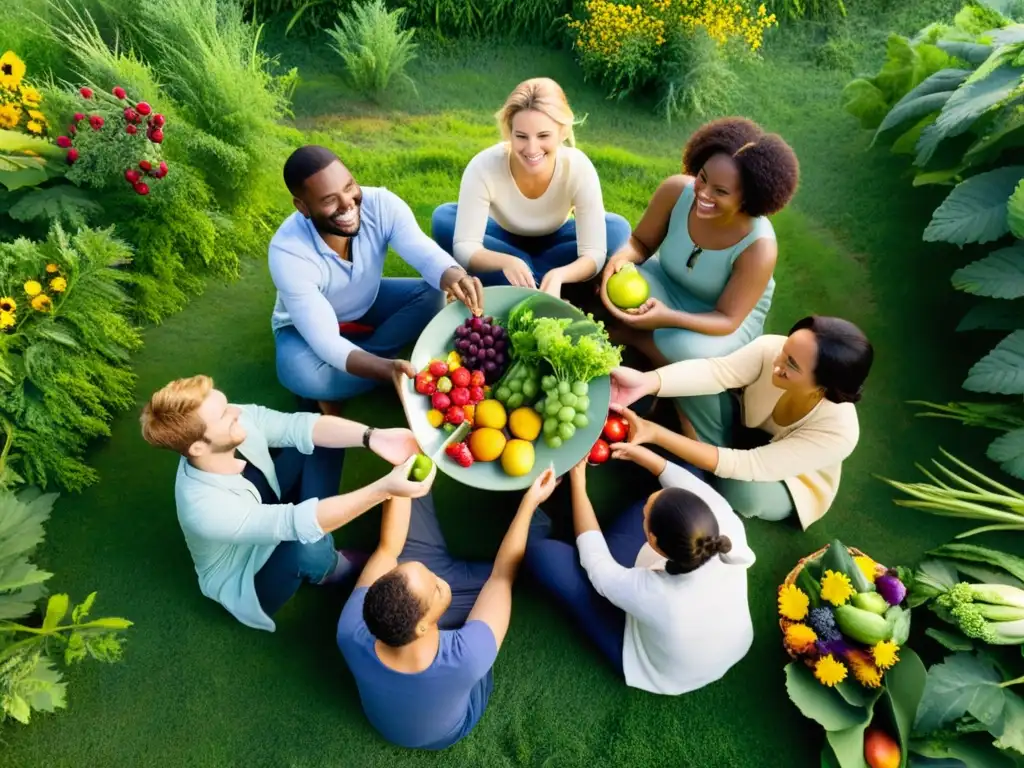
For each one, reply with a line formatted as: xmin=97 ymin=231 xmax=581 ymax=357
xmin=851 ymin=592 xmax=890 ymax=616
xmin=822 ymin=538 xmax=875 ymax=594
xmin=835 ymin=605 xmax=892 ymax=645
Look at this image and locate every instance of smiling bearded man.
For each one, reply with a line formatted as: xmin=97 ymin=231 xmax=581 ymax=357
xmin=270 ymin=145 xmax=484 ymax=415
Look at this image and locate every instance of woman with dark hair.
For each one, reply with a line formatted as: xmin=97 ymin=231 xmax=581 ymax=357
xmin=608 ymin=316 xmax=874 ymax=529
xmin=525 ymin=451 xmax=756 ymax=695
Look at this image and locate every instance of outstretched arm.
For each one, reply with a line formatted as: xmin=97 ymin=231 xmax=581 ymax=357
xmin=466 ymin=468 xmax=557 ymax=651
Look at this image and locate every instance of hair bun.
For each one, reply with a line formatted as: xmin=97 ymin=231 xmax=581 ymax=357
xmin=715 ymin=535 xmax=733 ymax=556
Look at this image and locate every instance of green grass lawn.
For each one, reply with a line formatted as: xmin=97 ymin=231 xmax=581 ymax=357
xmin=6 ymin=4 xmax=1020 ymax=765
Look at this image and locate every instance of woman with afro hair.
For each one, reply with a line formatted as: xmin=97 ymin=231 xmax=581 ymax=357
xmin=599 ymin=117 xmax=799 ymax=438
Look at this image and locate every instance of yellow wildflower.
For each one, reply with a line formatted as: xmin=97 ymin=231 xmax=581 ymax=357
xmin=0 ymin=103 xmax=21 ymax=130
xmin=845 ymin=649 xmax=883 ymax=688
xmin=854 ymin=556 xmax=878 ymax=583
xmin=871 ymin=640 xmax=900 ymax=671
xmin=30 ymin=294 xmax=52 ymax=312
xmin=814 ymin=654 xmax=847 ymax=687
xmin=778 ymin=583 xmax=809 ymax=621
xmin=49 ymin=276 xmax=67 ymax=293
xmin=23 ymin=280 xmax=41 ymax=297
xmin=19 ymin=84 xmax=41 ymax=108
xmin=0 ymin=51 xmax=26 ymax=90
xmin=45 ymin=263 xmax=59 ymax=274
xmin=783 ymin=623 xmax=817 ymax=655
xmin=0 ymin=297 xmax=15 ymax=313
xmin=0 ymin=310 xmax=14 ymax=330
xmin=820 ymin=570 xmax=855 ymax=607
xmin=26 ymin=120 xmax=43 ymax=135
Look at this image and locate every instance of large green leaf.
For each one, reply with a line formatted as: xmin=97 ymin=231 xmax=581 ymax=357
xmin=987 ymin=426 xmax=1024 ymax=478
xmin=917 ymin=66 xmax=1024 ymax=166
xmin=924 ymin=167 xmax=1024 ymax=245
xmin=964 ymin=329 xmax=1024 ymax=393
xmin=826 ymin=724 xmax=872 ymax=768
xmin=951 ymin=244 xmax=1024 ymax=298
xmin=911 ymin=734 xmax=1016 ymax=767
xmin=1008 ymin=179 xmax=1024 ymax=238
xmin=937 ymin=41 xmax=997 ymax=64
xmin=964 ymin=97 xmax=1024 ymax=167
xmin=0 ymin=129 xmax=66 ymax=192
xmin=966 ymin=43 xmax=1024 ymax=85
xmin=843 ymin=79 xmax=891 ymax=129
xmin=786 ymin=662 xmax=869 ymax=731
xmin=873 ymin=68 xmax=969 ymax=144
xmin=925 ymin=627 xmax=975 ymax=651
xmin=894 ymin=114 xmax=939 ymax=156
xmin=957 ymin=297 xmax=1024 ymax=330
xmin=885 ymin=647 xmax=927 ymax=766
xmin=7 ymin=185 xmax=104 ymax=224
xmin=41 ymin=593 xmax=69 ymax=631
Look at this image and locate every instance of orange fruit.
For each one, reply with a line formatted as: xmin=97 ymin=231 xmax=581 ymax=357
xmin=474 ymin=399 xmax=507 ymax=430
xmin=501 ymin=439 xmax=535 ymax=477
xmin=509 ymin=407 xmax=542 ymax=441
xmin=468 ymin=427 xmax=506 ymax=462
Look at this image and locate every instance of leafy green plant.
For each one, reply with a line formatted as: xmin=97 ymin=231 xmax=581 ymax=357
xmin=657 ymin=29 xmax=740 ymax=121
xmin=772 ymin=0 xmax=846 ymax=23
xmin=0 ymin=129 xmax=66 ymax=192
xmin=0 ymin=444 xmax=132 ymax=724
xmin=326 ymin=0 xmax=418 ymax=100
xmin=0 ymin=223 xmax=140 ymax=491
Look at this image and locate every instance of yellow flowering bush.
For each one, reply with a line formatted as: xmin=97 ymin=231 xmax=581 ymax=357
xmin=565 ymin=0 xmax=776 ymax=106
xmin=0 ymin=51 xmax=48 ymax=135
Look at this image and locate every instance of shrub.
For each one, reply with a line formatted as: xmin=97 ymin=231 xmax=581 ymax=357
xmin=846 ymin=2 xmax=1024 ymax=479
xmin=0 ymin=223 xmax=141 ymax=491
xmin=326 ymin=0 xmax=418 ymax=99
xmin=771 ymin=0 xmax=846 ymax=22
xmin=565 ymin=0 xmax=776 ymax=119
xmin=0 ymin=441 xmax=132 ymax=725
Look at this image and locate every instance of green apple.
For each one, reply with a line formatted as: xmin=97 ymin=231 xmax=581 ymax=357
xmin=409 ymin=454 xmax=433 ymax=482
xmin=606 ymin=263 xmax=650 ymax=309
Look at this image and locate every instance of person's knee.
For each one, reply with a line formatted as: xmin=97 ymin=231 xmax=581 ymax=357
xmin=431 ymin=203 xmax=457 ymax=249
xmin=294 ymin=536 xmax=337 ymax=580
xmin=605 ymin=213 xmax=632 ymax=252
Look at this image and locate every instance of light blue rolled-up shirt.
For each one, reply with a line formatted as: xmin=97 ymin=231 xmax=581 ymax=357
xmin=174 ymin=404 xmax=322 ymax=632
xmin=269 ymin=186 xmax=459 ymax=373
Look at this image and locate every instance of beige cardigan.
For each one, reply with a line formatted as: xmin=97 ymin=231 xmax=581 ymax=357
xmin=655 ymin=335 xmax=860 ymax=530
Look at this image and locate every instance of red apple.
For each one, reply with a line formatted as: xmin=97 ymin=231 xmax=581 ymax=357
xmin=429 ymin=360 xmax=448 ymax=378
xmin=450 ymin=367 xmax=471 ymax=388
xmin=588 ymin=439 xmax=610 ymax=464
xmin=468 ymin=385 xmax=485 ymax=403
xmin=450 ymin=387 xmax=470 ymax=407
xmin=469 ymin=370 xmax=486 ymax=387
xmin=431 ymin=392 xmax=451 ymax=412
xmin=446 ymin=405 xmax=466 ymax=425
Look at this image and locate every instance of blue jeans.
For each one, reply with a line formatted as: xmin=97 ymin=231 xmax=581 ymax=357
xmin=401 ymin=494 xmax=552 ymax=629
xmin=431 ymin=203 xmax=632 ymax=287
xmin=274 ymin=277 xmax=444 ymax=402
xmin=253 ymin=450 xmax=344 ymax=617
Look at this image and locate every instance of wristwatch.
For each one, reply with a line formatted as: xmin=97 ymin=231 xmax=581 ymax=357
xmin=362 ymin=426 xmax=375 ymax=449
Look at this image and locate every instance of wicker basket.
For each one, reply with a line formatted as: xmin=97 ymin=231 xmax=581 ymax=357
xmin=779 ymin=542 xmax=886 ymax=663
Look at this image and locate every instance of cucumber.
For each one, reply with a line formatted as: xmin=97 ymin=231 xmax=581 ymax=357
xmin=822 ymin=539 xmax=875 ymax=593
xmin=851 ymin=592 xmax=889 ymax=616
xmin=834 ymin=605 xmax=892 ymax=645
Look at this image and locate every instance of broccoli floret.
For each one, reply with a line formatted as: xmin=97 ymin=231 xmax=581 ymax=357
xmin=936 ymin=582 xmax=1024 ymax=645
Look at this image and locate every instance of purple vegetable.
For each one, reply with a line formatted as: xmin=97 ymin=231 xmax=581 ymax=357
xmin=876 ymin=573 xmax=907 ymax=606
xmin=481 ymin=335 xmax=494 ymax=347
xmin=494 ymin=339 xmax=506 ymax=352
xmin=815 ymin=637 xmax=850 ymax=658
xmin=485 ymin=348 xmax=496 ymax=359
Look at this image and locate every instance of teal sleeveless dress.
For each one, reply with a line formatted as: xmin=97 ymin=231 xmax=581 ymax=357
xmin=639 ymin=181 xmax=776 ymax=447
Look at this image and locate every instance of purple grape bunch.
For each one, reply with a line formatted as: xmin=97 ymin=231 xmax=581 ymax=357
xmin=453 ymin=315 xmax=508 ymax=383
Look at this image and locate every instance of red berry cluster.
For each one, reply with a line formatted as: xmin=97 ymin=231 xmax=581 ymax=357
xmin=57 ymin=85 xmax=168 ymax=196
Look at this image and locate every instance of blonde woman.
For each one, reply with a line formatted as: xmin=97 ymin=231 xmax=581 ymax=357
xmin=432 ymin=77 xmax=631 ymax=300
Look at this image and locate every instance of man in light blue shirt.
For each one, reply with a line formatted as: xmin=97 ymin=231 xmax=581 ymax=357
xmin=140 ymin=373 xmax=436 ymax=631
xmin=271 ymin=145 xmax=484 ymax=412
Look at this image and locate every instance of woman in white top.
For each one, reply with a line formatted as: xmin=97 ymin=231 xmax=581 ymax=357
xmin=524 ymin=448 xmax=756 ymax=695
xmin=431 ymin=77 xmax=631 ymax=301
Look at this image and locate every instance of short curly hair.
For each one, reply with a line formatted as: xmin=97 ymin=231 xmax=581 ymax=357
xmin=363 ymin=569 xmax=426 ymax=647
xmin=682 ymin=117 xmax=799 ymax=217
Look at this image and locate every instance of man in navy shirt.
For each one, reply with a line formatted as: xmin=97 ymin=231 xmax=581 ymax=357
xmin=337 ymin=468 xmax=558 ymax=750
xmin=270 ymin=144 xmax=485 ymax=413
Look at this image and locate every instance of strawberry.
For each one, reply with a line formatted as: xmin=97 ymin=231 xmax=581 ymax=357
xmin=134 ymin=182 xmax=150 ymax=196
xmin=56 ymin=136 xmax=72 ymax=148
xmin=450 ymin=387 xmax=470 ymax=407
xmin=113 ymin=86 xmax=127 ymax=99
xmin=66 ymin=148 xmax=79 ymax=164
xmin=125 ymin=169 xmax=141 ymax=184
xmin=451 ymin=367 xmax=471 ymax=388
xmin=445 ymin=442 xmax=473 ymax=468
xmin=79 ymin=87 xmax=93 ymax=99
xmin=469 ymin=370 xmax=485 ymax=387
xmin=446 ymin=405 xmax=466 ymax=425
xmin=151 ymin=113 xmax=166 ymax=128
xmin=139 ymin=160 xmax=152 ymax=173
xmin=429 ymin=360 xmax=448 ymax=378
xmin=445 ymin=442 xmax=461 ymax=458
xmin=136 ymin=101 xmax=152 ymax=116
xmin=149 ymin=128 xmax=164 ymax=144
xmin=431 ymin=392 xmax=451 ymax=411
xmin=126 ymin=124 xmax=138 ymax=135
xmin=468 ymin=385 xmax=485 ymax=403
